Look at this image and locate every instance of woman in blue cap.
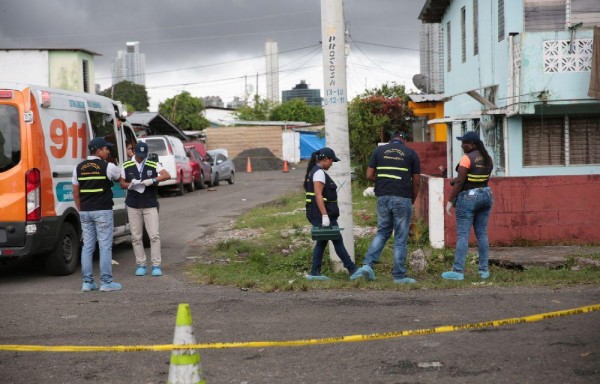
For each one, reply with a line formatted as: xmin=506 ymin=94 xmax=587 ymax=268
xmin=303 ymin=147 xmax=367 ymax=281
xmin=443 ymin=131 xmax=494 ymax=281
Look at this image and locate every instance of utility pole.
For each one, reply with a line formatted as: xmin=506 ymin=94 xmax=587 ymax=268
xmin=320 ymin=0 xmax=354 ymax=269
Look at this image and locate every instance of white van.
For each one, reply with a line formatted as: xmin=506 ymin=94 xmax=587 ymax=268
xmin=138 ymin=135 xmax=194 ymax=196
xmin=0 ymin=84 xmax=137 ymax=275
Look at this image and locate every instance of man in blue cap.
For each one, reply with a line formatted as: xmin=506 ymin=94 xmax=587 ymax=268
xmin=352 ymin=131 xmax=421 ymax=284
xmin=72 ymin=137 xmax=123 ymax=292
xmin=120 ymin=142 xmax=170 ymax=277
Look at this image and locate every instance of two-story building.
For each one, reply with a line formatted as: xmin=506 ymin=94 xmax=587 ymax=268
xmin=420 ymin=0 xmax=599 ymax=177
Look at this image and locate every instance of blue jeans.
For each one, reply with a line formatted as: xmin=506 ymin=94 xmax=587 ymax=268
xmin=309 ymin=217 xmax=357 ymax=276
xmin=363 ymin=196 xmax=412 ymax=279
xmin=80 ymin=210 xmax=114 ymax=284
xmin=453 ymin=187 xmax=494 ymax=273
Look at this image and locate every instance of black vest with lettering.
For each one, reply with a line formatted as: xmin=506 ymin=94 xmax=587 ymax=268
xmin=76 ymin=159 xmax=113 ymax=211
xmin=372 ymin=141 xmax=420 ymax=198
xmin=123 ymin=159 xmax=159 ymax=208
xmin=456 ymin=150 xmax=494 ymax=191
xmin=304 ymin=165 xmax=339 ymax=220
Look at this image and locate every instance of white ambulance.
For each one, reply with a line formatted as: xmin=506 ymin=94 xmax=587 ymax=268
xmin=0 ymin=84 xmax=137 ymax=275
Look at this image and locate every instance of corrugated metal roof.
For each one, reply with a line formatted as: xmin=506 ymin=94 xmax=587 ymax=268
xmin=0 ymin=48 xmax=101 ymax=56
xmin=409 ymin=94 xmax=446 ymax=103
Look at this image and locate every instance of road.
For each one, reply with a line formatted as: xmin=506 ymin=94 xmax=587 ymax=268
xmin=1 ymin=168 xmax=599 ymax=384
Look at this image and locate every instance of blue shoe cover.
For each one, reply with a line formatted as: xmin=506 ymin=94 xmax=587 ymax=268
xmin=151 ymin=266 xmax=163 ymax=276
xmin=362 ymin=265 xmax=376 ymax=281
xmin=100 ymin=282 xmax=122 ymax=292
xmin=478 ymin=270 xmax=490 ymax=279
xmin=349 ymin=266 xmax=365 ymax=281
xmin=135 ymin=266 xmax=147 ymax=276
xmin=305 ymin=274 xmax=330 ymax=281
xmin=393 ymin=277 xmax=417 ymax=284
xmin=81 ymin=282 xmax=98 ymax=292
xmin=441 ymin=271 xmax=464 ymax=280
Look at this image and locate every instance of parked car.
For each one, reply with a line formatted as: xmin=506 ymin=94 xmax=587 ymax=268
xmin=185 ymin=145 xmax=213 ymax=189
xmin=207 ymin=149 xmax=235 ymax=186
xmin=138 ymin=135 xmax=194 ymax=195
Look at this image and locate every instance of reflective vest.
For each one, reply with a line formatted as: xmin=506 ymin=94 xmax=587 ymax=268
xmin=371 ymin=141 xmax=420 ymax=198
xmin=456 ymin=150 xmax=493 ymax=191
xmin=304 ymin=165 xmax=339 ymax=220
xmin=123 ymin=159 xmax=159 ymax=209
xmin=76 ymin=159 xmax=113 ymax=211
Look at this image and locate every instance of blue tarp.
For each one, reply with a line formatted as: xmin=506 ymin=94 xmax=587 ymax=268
xmin=299 ymin=132 xmax=326 ymax=160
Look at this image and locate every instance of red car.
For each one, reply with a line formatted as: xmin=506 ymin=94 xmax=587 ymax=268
xmin=185 ymin=144 xmax=213 ymax=189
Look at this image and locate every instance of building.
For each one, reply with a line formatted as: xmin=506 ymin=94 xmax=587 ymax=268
xmin=419 ymin=23 xmax=445 ymax=93
xmin=112 ymin=42 xmax=146 ymax=86
xmin=265 ymin=40 xmax=280 ymax=103
xmin=0 ymin=48 xmax=98 ymax=93
xmin=227 ymin=96 xmax=246 ymax=109
xmin=420 ymin=0 xmax=600 ymax=178
xmin=408 ymin=94 xmax=446 ymax=141
xmin=202 ymin=96 xmax=224 ymax=108
xmin=282 ymin=80 xmax=321 ymax=106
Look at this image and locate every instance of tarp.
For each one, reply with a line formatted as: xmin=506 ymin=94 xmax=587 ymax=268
xmin=299 ymin=132 xmax=325 ymax=159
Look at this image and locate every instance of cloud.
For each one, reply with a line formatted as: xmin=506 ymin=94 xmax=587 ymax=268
xmin=0 ymin=0 xmax=424 ymax=110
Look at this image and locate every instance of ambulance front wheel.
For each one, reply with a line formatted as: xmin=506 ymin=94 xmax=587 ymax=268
xmin=45 ymin=222 xmax=79 ymax=276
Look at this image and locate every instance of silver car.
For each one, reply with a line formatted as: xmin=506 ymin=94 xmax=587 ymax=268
xmin=207 ymin=149 xmax=235 ymax=186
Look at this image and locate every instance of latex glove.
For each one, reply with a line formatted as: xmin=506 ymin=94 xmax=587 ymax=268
xmin=321 ymin=215 xmax=331 ymax=227
xmin=128 ymin=179 xmax=141 ymax=189
xmin=445 ymin=201 xmax=453 ymax=216
xmin=142 ymin=178 xmax=155 ymax=187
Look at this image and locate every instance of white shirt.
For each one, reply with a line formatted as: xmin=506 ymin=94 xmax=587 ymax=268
xmin=72 ymin=156 xmax=121 ymax=185
xmin=313 ymin=168 xmax=326 ymax=184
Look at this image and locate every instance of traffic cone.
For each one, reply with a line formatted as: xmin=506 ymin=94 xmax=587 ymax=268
xmin=283 ymin=160 xmax=289 ymax=173
xmin=167 ymin=303 xmax=205 ymax=384
xmin=246 ymin=157 xmax=252 ymax=173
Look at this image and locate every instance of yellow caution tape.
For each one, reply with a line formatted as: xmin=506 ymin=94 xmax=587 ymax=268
xmin=0 ymin=304 xmax=598 ymax=353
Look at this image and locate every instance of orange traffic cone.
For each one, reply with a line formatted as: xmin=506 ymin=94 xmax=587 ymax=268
xmin=283 ymin=160 xmax=289 ymax=173
xmin=246 ymin=157 xmax=252 ymax=173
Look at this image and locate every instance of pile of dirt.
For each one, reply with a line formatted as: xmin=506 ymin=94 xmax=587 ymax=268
xmin=233 ymin=147 xmax=284 ymax=171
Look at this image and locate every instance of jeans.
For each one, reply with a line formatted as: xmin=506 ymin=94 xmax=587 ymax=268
xmin=363 ymin=196 xmax=412 ymax=279
xmin=309 ymin=217 xmax=357 ymax=276
xmin=80 ymin=210 xmax=114 ymax=284
xmin=453 ymin=187 xmax=494 ymax=273
xmin=127 ymin=206 xmax=161 ymax=267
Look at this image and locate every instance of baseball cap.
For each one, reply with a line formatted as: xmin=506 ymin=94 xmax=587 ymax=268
xmin=456 ymin=131 xmax=481 ymax=143
xmin=88 ymin=137 xmax=114 ymax=152
xmin=135 ymin=142 xmax=149 ymax=158
xmin=390 ymin=130 xmax=406 ymax=141
xmin=318 ymin=147 xmax=340 ymax=162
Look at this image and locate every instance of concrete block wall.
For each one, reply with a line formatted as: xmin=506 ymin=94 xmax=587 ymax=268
xmin=414 ymin=175 xmax=600 ymax=247
xmin=204 ymin=126 xmax=283 ymax=160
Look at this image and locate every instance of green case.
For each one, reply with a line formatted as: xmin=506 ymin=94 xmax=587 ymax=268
xmin=311 ymin=226 xmax=344 ymax=241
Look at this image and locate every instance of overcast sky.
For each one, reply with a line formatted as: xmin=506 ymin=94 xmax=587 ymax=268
xmin=0 ymin=0 xmax=424 ymax=111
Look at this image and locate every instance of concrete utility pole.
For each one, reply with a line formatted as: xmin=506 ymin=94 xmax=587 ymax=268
xmin=320 ymin=0 xmax=354 ymax=269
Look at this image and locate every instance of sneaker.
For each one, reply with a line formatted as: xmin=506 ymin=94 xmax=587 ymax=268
xmin=151 ymin=266 xmax=163 ymax=276
xmin=393 ymin=277 xmax=417 ymax=284
xmin=441 ymin=271 xmax=464 ymax=281
xmin=81 ymin=282 xmax=98 ymax=292
xmin=479 ymin=270 xmax=490 ymax=279
xmin=305 ymin=275 xmax=330 ymax=281
xmin=135 ymin=266 xmax=147 ymax=276
xmin=99 ymin=282 xmax=122 ymax=292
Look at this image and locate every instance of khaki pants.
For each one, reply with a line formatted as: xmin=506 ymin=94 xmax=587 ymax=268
xmin=127 ymin=206 xmax=161 ymax=267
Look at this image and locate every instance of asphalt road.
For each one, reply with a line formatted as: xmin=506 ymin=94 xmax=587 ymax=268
xmin=1 ymin=168 xmax=599 ymax=384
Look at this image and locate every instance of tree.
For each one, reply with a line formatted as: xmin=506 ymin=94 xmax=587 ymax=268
xmin=269 ymin=98 xmax=324 ymax=124
xmin=233 ymin=95 xmax=273 ymax=121
xmin=158 ymin=91 xmax=209 ymax=130
xmin=99 ymin=81 xmax=149 ymax=112
xmin=348 ymin=83 xmax=414 ymax=183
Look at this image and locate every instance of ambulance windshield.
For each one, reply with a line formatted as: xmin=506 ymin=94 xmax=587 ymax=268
xmin=0 ymin=105 xmax=20 ymax=172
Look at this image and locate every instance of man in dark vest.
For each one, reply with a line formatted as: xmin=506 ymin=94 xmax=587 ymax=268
xmin=121 ymin=142 xmax=170 ymax=277
xmin=72 ymin=137 xmax=123 ymax=292
xmin=356 ymin=131 xmax=421 ymax=284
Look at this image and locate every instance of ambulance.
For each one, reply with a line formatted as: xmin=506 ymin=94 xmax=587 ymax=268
xmin=0 ymin=84 xmax=138 ymax=275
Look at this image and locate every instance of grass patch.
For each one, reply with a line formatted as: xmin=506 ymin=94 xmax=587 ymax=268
xmin=189 ymin=183 xmax=600 ymax=292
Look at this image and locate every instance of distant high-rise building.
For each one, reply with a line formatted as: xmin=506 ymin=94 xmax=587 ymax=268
xmin=282 ymin=80 xmax=321 ymax=107
xmin=112 ymin=41 xmax=146 ymax=86
xmin=202 ymin=96 xmax=224 ymax=108
xmin=265 ymin=40 xmax=279 ymax=103
xmin=227 ymin=96 xmax=246 ymax=109
xmin=419 ymin=23 xmax=444 ymax=93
